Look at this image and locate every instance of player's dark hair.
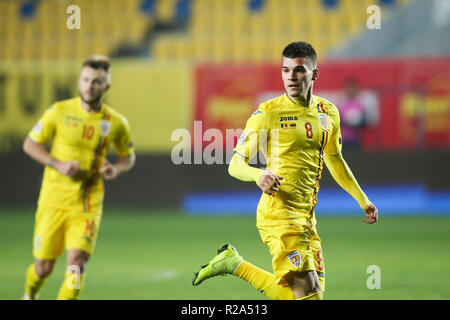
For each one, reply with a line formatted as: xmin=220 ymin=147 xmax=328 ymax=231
xmin=282 ymin=42 xmax=317 ymax=68
xmin=82 ymin=55 xmax=110 ymax=72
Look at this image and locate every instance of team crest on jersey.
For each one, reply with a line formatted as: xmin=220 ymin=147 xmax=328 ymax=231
xmin=100 ymin=120 xmax=111 ymax=137
xmin=318 ymin=113 xmax=328 ymax=130
xmin=288 ymin=250 xmax=302 ymax=269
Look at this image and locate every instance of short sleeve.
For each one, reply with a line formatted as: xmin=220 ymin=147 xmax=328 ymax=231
xmin=234 ymin=104 xmax=270 ymax=160
xmin=113 ymin=117 xmax=135 ymax=157
xmin=28 ymin=106 xmax=57 ymax=144
xmin=324 ymin=106 xmax=343 ymax=156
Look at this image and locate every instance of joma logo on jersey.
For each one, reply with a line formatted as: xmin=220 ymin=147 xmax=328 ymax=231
xmin=280 ymin=116 xmax=299 ymax=122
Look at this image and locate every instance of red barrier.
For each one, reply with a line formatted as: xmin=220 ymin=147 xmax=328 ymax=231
xmin=194 ymin=57 xmax=450 ymax=151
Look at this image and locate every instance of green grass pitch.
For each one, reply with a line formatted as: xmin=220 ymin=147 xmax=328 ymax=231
xmin=0 ymin=208 xmax=448 ymax=300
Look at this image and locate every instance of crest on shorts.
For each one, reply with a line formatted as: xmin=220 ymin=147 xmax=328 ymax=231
xmin=288 ymin=250 xmax=302 ymax=269
xmin=317 ymin=113 xmax=328 ymax=130
xmin=100 ymin=120 xmax=111 ymax=137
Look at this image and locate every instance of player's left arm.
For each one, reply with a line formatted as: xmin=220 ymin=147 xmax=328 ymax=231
xmin=324 ymin=107 xmax=378 ymax=224
xmin=101 ymin=116 xmax=136 ymax=180
xmin=324 ymin=153 xmax=378 ymax=224
xmin=101 ymin=152 xmax=136 ymax=180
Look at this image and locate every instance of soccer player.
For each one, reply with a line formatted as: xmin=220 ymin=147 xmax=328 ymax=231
xmin=192 ymin=42 xmax=378 ymax=300
xmin=22 ymin=55 xmax=136 ymax=300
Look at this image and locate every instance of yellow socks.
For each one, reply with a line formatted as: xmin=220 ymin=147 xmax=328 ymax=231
xmin=297 ymin=291 xmax=323 ymax=300
xmin=234 ymin=261 xmax=295 ymax=300
xmin=57 ymin=272 xmax=86 ymax=300
xmin=24 ymin=264 xmax=87 ymax=300
xmin=24 ymin=264 xmax=46 ymax=300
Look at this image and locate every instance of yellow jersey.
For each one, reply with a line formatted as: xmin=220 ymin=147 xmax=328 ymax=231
xmin=28 ymin=97 xmax=134 ymax=213
xmin=234 ymin=93 xmax=342 ymax=228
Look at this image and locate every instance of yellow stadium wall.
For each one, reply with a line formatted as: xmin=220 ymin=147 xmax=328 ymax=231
xmin=0 ymin=61 xmax=193 ymax=153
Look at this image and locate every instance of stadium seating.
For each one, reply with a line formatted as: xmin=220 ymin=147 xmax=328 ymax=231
xmin=0 ymin=0 xmax=151 ymax=61
xmin=151 ymin=0 xmax=411 ymax=62
xmin=0 ymin=0 xmax=411 ymax=62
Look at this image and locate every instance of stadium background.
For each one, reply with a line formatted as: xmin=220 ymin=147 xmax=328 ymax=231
xmin=0 ymin=0 xmax=449 ymax=300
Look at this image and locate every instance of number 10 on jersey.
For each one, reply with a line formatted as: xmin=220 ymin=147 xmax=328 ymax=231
xmin=82 ymin=125 xmax=95 ymax=140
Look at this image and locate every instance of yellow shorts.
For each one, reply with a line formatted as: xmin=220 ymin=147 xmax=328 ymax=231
xmin=258 ymin=224 xmax=325 ymax=291
xmin=32 ymin=205 xmax=102 ymax=260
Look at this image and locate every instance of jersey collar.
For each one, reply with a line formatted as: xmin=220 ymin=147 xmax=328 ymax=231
xmin=284 ymin=92 xmax=315 ymax=108
xmin=77 ymin=97 xmax=105 ymax=116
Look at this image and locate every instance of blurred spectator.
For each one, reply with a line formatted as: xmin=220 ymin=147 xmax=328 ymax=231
xmin=337 ymin=78 xmax=372 ymax=149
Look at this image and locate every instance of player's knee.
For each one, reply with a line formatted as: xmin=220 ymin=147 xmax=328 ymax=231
xmin=308 ymin=283 xmax=322 ymax=295
xmin=288 ymin=270 xmax=322 ymax=299
xmin=66 ymin=263 xmax=86 ymax=275
xmin=67 ymin=251 xmax=89 ymax=274
xmin=308 ymin=276 xmax=322 ymax=294
xmin=291 ymin=284 xmax=321 ymax=299
xmin=35 ymin=259 xmax=55 ymax=278
xmin=67 ymin=259 xmax=88 ymax=274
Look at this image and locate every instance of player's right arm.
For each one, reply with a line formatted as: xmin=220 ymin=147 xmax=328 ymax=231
xmin=23 ymin=106 xmax=81 ymax=178
xmin=23 ymin=137 xmax=81 ymax=177
xmin=229 ymin=154 xmax=283 ymax=196
xmin=228 ymin=105 xmax=283 ymax=195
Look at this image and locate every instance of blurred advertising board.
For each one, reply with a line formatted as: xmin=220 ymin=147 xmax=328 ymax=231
xmin=194 ymin=57 xmax=450 ymax=152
